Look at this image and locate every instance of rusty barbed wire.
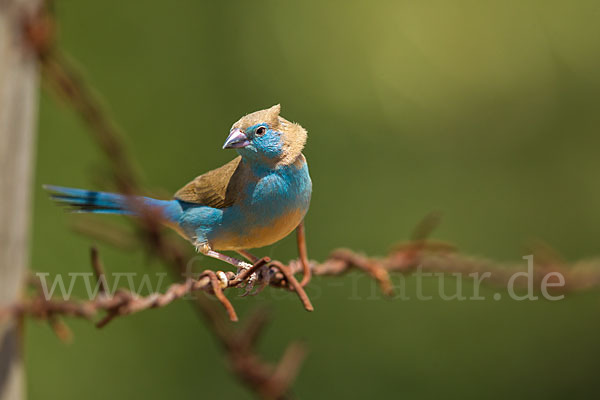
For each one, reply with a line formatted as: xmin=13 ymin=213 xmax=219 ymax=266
xmin=4 ymin=234 xmax=599 ymax=330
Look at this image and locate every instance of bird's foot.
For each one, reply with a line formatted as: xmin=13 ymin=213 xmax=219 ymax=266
xmin=239 ymin=275 xmax=259 ymax=297
xmin=239 ymin=264 xmax=272 ymax=297
xmin=236 ymin=262 xmax=259 ymax=296
xmin=235 ymin=261 xmax=253 ymax=280
xmin=194 ymin=241 xmax=211 ymax=254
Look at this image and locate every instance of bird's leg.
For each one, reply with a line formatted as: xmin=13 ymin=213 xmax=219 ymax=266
xmin=195 ymin=242 xmax=258 ymax=292
xmin=195 ymin=242 xmax=252 ymax=270
xmin=236 ymin=250 xmax=259 ymax=263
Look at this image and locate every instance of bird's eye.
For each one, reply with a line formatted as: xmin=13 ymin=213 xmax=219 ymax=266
xmin=255 ymin=127 xmax=266 ymax=136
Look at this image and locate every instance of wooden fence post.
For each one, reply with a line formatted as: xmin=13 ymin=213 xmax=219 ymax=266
xmin=0 ymin=0 xmax=40 ymax=399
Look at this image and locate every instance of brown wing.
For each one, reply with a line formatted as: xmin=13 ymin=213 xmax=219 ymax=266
xmin=174 ymin=156 xmax=245 ymax=208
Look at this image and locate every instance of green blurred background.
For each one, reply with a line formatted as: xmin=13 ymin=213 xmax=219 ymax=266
xmin=28 ymin=0 xmax=600 ymax=398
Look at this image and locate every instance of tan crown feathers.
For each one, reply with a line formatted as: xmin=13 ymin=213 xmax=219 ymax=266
xmin=231 ymin=104 xmax=308 ymax=165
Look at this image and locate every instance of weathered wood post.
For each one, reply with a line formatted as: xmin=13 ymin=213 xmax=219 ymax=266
xmin=0 ymin=0 xmax=40 ymax=399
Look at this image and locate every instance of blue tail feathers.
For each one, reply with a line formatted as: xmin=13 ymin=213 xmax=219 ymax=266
xmin=44 ymin=185 xmax=133 ymax=214
xmin=43 ymin=185 xmax=183 ymax=222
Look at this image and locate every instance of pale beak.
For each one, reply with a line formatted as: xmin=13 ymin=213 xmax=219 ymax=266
xmin=223 ymin=128 xmax=250 ymax=149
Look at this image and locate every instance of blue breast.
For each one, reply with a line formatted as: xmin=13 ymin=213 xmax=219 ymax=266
xmin=178 ymin=158 xmax=312 ymax=250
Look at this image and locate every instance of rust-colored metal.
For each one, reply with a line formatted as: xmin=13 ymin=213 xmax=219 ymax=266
xmin=200 ymin=270 xmax=238 ymax=322
xmin=229 ymin=257 xmax=271 ymax=286
xmin=296 ymin=221 xmax=312 ymax=287
xmin=270 ymin=261 xmax=314 ymax=312
xmin=90 ymin=246 xmax=107 ymax=295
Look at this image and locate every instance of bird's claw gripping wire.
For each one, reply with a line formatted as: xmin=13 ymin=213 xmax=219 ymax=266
xmin=237 ymin=262 xmax=259 ymax=296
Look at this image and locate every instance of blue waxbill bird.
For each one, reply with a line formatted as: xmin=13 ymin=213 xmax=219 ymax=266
xmin=45 ymin=104 xmax=312 ymax=287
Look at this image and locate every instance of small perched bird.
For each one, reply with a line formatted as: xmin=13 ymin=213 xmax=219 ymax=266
xmin=45 ymin=105 xmax=312 ymax=283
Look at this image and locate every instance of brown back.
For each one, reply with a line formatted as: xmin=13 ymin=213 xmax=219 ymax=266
xmin=174 ymin=156 xmax=245 ymax=208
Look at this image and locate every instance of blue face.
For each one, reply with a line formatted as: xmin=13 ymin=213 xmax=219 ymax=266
xmin=223 ymin=123 xmax=283 ymax=162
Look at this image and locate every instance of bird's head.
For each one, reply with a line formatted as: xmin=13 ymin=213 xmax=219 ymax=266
xmin=223 ymin=104 xmax=307 ymax=166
